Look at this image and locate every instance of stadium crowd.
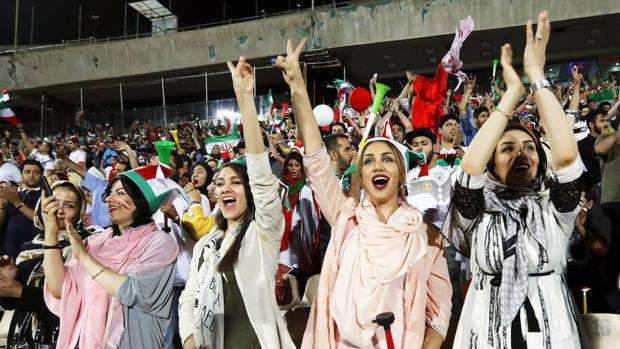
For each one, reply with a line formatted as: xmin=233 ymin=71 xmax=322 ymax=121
xmin=0 ymin=10 xmax=618 ymax=349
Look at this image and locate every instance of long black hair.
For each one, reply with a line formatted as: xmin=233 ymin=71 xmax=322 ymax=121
xmin=104 ymin=176 xmax=153 ymax=234
xmin=215 ymin=162 xmax=255 ymax=272
xmin=191 ymin=161 xmax=214 ymax=196
xmin=282 ymin=151 xmax=306 ymax=181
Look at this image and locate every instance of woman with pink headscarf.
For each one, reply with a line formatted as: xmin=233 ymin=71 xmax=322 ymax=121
xmin=41 ymin=168 xmax=179 ymax=348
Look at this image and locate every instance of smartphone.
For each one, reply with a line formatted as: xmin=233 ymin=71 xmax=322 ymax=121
xmin=42 ymin=176 xmax=53 ymax=197
xmin=609 ymin=114 xmax=619 ymax=131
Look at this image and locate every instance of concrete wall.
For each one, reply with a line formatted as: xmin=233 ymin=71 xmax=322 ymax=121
xmin=1 ymin=0 xmax=619 ymax=91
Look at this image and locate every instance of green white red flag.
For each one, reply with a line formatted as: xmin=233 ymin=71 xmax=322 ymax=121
xmin=0 ymin=89 xmax=20 ymax=126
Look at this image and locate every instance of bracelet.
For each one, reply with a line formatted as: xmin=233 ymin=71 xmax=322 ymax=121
xmin=42 ymin=243 xmax=60 ymax=249
xmin=92 ymin=267 xmax=107 ymax=280
xmin=14 ymin=202 xmax=24 ymax=210
xmin=492 ymin=107 xmax=514 ymax=120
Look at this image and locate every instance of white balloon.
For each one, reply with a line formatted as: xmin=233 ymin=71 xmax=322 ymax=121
xmin=313 ymin=104 xmax=334 ymax=127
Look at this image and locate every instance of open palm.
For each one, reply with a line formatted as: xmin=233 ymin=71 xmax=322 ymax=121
xmin=500 ymin=44 xmax=525 ymax=94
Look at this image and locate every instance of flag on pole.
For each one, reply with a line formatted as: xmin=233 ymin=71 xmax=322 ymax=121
xmin=205 ymin=132 xmax=242 ymax=159
xmin=333 ymin=79 xmax=353 ymax=122
xmin=0 ymin=89 xmax=20 ymax=126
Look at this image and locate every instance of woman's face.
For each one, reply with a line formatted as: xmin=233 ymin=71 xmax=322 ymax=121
xmin=192 ymin=165 xmax=208 ymax=187
xmin=212 ymin=145 xmax=221 ymax=155
xmin=360 ymin=142 xmax=401 ymax=205
xmin=104 ymin=180 xmax=137 ymax=226
xmin=286 ymin=159 xmax=302 ymax=179
xmin=53 ymin=188 xmax=80 ymax=230
xmin=493 ymin=130 xmax=539 ymax=187
xmin=215 ymin=167 xmax=248 ymax=222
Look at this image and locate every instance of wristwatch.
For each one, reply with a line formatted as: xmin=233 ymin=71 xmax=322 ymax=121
xmin=530 ymin=78 xmax=552 ymax=94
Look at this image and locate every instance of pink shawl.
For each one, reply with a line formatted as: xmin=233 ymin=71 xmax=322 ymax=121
xmin=44 ymin=223 xmax=179 ymax=349
xmin=303 ymin=196 xmax=434 ymax=348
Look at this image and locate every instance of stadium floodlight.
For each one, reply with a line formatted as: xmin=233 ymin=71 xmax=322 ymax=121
xmin=129 ymin=0 xmax=177 ymax=35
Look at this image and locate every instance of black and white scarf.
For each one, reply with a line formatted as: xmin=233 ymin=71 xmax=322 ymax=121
xmin=193 ymin=225 xmax=242 ymax=348
xmin=483 ymin=178 xmax=549 ymax=326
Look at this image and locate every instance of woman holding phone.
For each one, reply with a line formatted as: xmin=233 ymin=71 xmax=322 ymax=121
xmin=41 ymin=165 xmax=179 ymax=348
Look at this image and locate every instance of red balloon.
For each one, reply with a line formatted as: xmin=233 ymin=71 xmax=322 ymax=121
xmin=349 ymin=87 xmax=372 ymax=113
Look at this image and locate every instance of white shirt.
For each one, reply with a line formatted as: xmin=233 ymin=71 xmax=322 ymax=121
xmin=406 ymin=164 xmax=458 ymax=228
xmin=29 ymin=149 xmax=53 ymax=169
xmin=69 ymin=149 xmax=87 ymax=164
xmin=0 ymin=162 xmax=22 ymax=184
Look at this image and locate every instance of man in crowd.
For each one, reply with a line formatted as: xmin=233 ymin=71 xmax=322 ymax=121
xmin=66 ymin=136 xmax=87 ymax=168
xmin=324 ymin=133 xmax=355 ymax=179
xmin=578 ymin=108 xmax=608 ymax=190
xmin=0 ymin=159 xmax=42 ymax=259
xmin=594 ymin=119 xmax=620 ymax=283
xmin=438 ymin=114 xmax=465 ymax=160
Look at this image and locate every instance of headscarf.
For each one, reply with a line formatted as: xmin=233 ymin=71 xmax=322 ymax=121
xmin=280 ymin=152 xmax=308 ymax=251
xmin=442 ymin=123 xmax=551 ymax=326
xmin=33 ymin=180 xmax=87 ymax=232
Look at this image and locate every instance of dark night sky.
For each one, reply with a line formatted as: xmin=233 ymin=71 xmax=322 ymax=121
xmin=0 ymin=0 xmax=341 ymax=45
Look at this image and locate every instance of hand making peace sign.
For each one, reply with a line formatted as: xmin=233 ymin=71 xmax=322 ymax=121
xmin=273 ymin=37 xmax=307 ymax=86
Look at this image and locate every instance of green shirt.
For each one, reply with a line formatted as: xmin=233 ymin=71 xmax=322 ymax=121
xmin=223 ymin=269 xmax=261 ymax=348
xmin=596 ymin=133 xmax=620 ymax=204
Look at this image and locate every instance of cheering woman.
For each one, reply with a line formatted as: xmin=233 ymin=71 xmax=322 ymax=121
xmin=42 ymin=168 xmax=179 ymax=348
xmin=275 ymin=38 xmax=452 ymax=349
xmin=178 ymin=57 xmax=295 ymax=349
xmin=444 ymin=12 xmax=584 ymax=348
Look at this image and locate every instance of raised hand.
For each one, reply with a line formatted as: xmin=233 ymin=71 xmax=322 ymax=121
xmin=227 ymin=56 xmax=254 ymax=97
xmin=41 ymin=192 xmax=60 ymax=239
xmin=405 ymin=71 xmax=416 ymax=82
xmin=274 ymin=38 xmax=307 ymax=86
xmin=183 ymin=183 xmax=202 ymax=202
xmin=0 ymin=187 xmax=19 ymax=207
xmin=571 ymin=66 xmax=582 ymax=86
xmin=65 ymin=217 xmax=87 ymax=262
xmin=116 ymin=141 xmax=132 ymax=153
xmin=524 ymin=11 xmax=550 ymax=82
xmin=500 ymin=43 xmax=525 ymax=94
xmin=465 ymin=75 xmax=476 ymax=92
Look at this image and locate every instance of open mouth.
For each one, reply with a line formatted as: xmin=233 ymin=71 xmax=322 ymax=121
xmin=512 ymin=163 xmax=530 ymax=172
xmin=221 ymin=196 xmax=237 ymax=210
xmin=371 ymin=174 xmax=390 ymax=190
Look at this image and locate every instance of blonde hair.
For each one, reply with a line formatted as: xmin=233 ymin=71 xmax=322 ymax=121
xmin=355 ymin=140 xmax=406 ymax=190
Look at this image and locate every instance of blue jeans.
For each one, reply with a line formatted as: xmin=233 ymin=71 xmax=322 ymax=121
xmin=164 ymin=285 xmax=184 ymax=349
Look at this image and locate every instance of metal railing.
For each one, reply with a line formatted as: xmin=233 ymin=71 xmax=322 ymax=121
xmin=0 ymin=1 xmax=357 ymax=56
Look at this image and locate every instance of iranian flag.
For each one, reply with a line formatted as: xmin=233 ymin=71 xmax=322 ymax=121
xmin=205 ymin=132 xmax=242 ymax=159
xmin=0 ymin=89 xmax=20 ymax=126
